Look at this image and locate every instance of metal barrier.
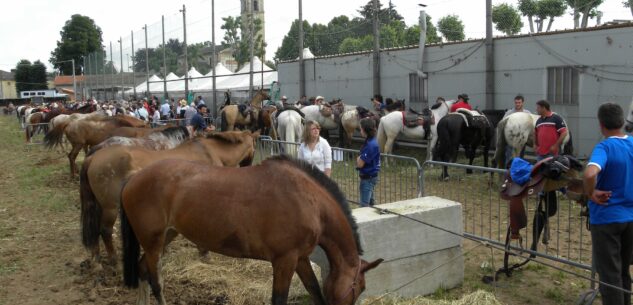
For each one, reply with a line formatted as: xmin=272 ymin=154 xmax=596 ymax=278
xmin=257 ymin=138 xmax=423 ymax=205
xmin=421 ymin=160 xmax=592 ymax=270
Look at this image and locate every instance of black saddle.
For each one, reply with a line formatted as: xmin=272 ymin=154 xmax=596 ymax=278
xmin=275 ymin=106 xmax=305 ymax=119
xmin=456 ymin=109 xmax=488 ymax=129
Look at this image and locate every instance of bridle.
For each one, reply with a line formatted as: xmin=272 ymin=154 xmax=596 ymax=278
xmin=331 ymin=258 xmax=362 ymax=305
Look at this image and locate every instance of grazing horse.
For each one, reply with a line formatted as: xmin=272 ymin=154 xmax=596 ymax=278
xmin=220 ymin=89 xmax=270 ymax=131
xmin=493 ymin=112 xmax=573 ymax=169
xmin=433 ymin=110 xmax=494 ymax=180
xmin=276 ymin=109 xmax=304 ymax=156
xmin=625 ymin=98 xmax=633 ymax=133
xmin=80 ymin=130 xmax=259 ymax=265
xmin=120 ymin=156 xmax=383 ymax=305
xmin=376 ymin=109 xmax=433 ymax=155
xmin=44 ymin=115 xmax=147 ymax=176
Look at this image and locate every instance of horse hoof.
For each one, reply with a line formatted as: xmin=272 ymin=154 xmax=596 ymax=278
xmin=443 ymin=176 xmax=450 ymax=182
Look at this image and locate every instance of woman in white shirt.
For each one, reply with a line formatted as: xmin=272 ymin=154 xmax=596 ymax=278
xmin=298 ymin=120 xmax=332 ymax=177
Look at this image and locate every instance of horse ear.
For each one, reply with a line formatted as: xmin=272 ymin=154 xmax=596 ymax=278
xmin=251 ymin=129 xmax=262 ymax=138
xmin=361 ymin=258 xmax=384 ymax=273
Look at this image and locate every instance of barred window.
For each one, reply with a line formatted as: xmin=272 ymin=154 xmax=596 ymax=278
xmin=547 ymin=67 xmax=579 ymax=105
xmin=409 ymin=73 xmax=425 ymax=107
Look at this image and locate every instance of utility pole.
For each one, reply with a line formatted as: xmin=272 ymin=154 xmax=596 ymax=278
xmin=143 ymin=25 xmax=150 ymax=98
xmin=110 ymin=41 xmax=114 ymax=100
xmin=417 ymin=9 xmax=428 ymax=110
xmin=131 ymin=30 xmax=137 ymax=98
xmin=119 ymin=37 xmax=124 ymax=100
xmin=86 ymin=54 xmax=91 ymax=98
xmin=93 ymin=52 xmax=99 ymax=100
xmin=181 ymin=5 xmax=189 ymax=99
xmin=211 ymin=0 xmax=217 ymax=116
xmin=71 ymin=59 xmax=77 ymax=101
xmin=485 ymin=0 xmax=494 ymax=109
xmin=372 ymin=0 xmax=381 ymax=96
xmin=162 ymin=15 xmax=168 ymax=101
xmin=298 ymin=0 xmax=305 ymax=99
xmin=248 ymin=0 xmax=255 ymax=100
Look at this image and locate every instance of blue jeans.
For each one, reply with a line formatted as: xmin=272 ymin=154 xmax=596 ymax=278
xmin=360 ymin=176 xmax=378 ymax=207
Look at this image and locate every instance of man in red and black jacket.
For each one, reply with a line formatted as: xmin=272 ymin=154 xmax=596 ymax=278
xmin=450 ymin=93 xmax=473 ymax=112
xmin=534 ymin=100 xmax=568 ymax=161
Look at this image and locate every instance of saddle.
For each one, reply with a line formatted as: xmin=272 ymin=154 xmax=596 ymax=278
xmin=275 ymin=106 xmax=305 ymax=119
xmin=456 ymin=109 xmax=489 ymax=129
xmin=237 ymin=104 xmax=251 ymax=118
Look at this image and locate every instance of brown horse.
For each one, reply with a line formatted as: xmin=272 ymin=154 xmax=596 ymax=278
xmin=44 ymin=115 xmax=148 ymax=176
xmin=258 ymin=105 xmax=278 ymax=139
xmin=120 ymin=155 xmax=383 ymax=305
xmin=220 ymin=89 xmax=270 ymax=131
xmin=80 ymin=130 xmax=259 ymax=265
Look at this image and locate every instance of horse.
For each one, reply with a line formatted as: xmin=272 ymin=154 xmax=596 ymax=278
xmin=301 ymin=104 xmax=339 ymax=133
xmin=44 ymin=115 xmax=147 ymax=177
xmin=220 ymin=89 xmax=270 ymax=131
xmin=339 ymin=106 xmax=379 ymax=148
xmin=625 ymin=98 xmax=633 ymax=133
xmin=493 ymin=112 xmax=573 ymax=169
xmin=87 ymin=126 xmax=190 ymax=156
xmin=17 ymin=105 xmax=33 ymax=129
xmin=479 ymin=109 xmax=507 ymax=150
xmin=80 ymin=130 xmax=260 ymax=265
xmin=258 ymin=105 xmax=279 ymax=139
xmin=376 ymin=109 xmax=433 ymax=155
xmin=120 ymin=155 xmax=383 ymax=305
xmin=276 ymin=109 xmax=304 ymax=156
xmin=433 ymin=109 xmax=494 ymax=180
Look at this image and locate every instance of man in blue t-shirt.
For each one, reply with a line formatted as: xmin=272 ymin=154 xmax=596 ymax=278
xmin=356 ymin=118 xmax=381 ymax=207
xmin=583 ymin=102 xmax=633 ymax=305
xmin=190 ymin=104 xmax=215 ymax=134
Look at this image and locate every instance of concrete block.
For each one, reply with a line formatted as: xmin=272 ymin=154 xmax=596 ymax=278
xmin=311 ymin=196 xmax=464 ymax=298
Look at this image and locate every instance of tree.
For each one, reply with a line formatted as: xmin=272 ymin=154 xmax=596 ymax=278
xmin=538 ymin=0 xmax=567 ymax=32
xmin=437 ymin=15 xmax=465 ymax=42
xmin=274 ymin=20 xmax=310 ymax=62
xmin=30 ymin=61 xmax=48 ymax=90
xmin=626 ymin=0 xmax=633 ymax=17
xmin=14 ymin=60 xmax=47 ymax=95
xmin=220 ymin=15 xmax=267 ymax=69
xmin=492 ymin=3 xmax=524 ymax=35
xmin=221 ymin=16 xmax=241 ymax=57
xmin=425 ymin=16 xmax=441 ymax=44
xmin=50 ymin=14 xmax=103 ymax=75
xmin=566 ymin=0 xmax=604 ymax=28
xmin=518 ymin=0 xmax=538 ymax=32
xmin=338 ymin=35 xmax=373 ymax=53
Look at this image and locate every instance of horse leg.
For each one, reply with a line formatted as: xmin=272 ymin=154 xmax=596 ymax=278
xmin=271 ymin=254 xmax=299 ymax=305
xmin=100 ymin=226 xmax=117 ymax=266
xmin=295 ymin=257 xmax=326 ymax=305
xmin=144 ymin=247 xmax=167 ymax=305
xmin=465 ymin=146 xmax=475 ymax=174
xmin=68 ymin=144 xmax=83 ymax=177
xmin=137 ymin=254 xmax=152 ymax=305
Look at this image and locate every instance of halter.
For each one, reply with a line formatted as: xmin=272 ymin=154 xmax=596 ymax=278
xmin=331 ymin=258 xmax=362 ymax=305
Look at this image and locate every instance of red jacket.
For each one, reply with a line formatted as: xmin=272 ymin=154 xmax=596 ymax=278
xmin=450 ymin=101 xmax=472 ymax=112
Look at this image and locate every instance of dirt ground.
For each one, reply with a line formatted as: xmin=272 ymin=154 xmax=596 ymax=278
xmin=0 ymin=114 xmax=602 ymax=305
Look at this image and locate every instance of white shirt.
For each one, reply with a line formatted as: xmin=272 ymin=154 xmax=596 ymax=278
xmin=504 ymin=108 xmax=531 ymax=118
xmin=299 ymin=137 xmax=332 ymax=172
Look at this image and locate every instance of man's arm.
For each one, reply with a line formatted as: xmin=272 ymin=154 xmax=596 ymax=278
xmin=551 ymin=130 xmax=568 ymax=154
xmin=583 ymin=164 xmax=611 ymax=204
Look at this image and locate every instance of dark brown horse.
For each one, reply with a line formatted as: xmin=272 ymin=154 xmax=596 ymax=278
xmin=120 ymin=155 xmax=383 ymax=305
xmin=44 ymin=115 xmax=147 ymax=176
xmin=80 ymin=130 xmax=259 ymax=265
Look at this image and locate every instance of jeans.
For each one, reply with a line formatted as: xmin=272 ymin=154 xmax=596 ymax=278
xmin=359 ymin=176 xmax=378 ymax=207
xmin=591 ymin=222 xmax=633 ymax=305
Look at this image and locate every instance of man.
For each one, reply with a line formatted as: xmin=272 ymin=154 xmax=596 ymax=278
xmin=504 ymin=95 xmax=531 ymax=118
xmin=583 ymin=102 xmax=633 ymax=305
xmin=315 ymin=96 xmax=325 ymax=105
xmin=184 ymin=102 xmax=197 ymax=126
xmin=371 ymin=94 xmax=384 ymax=112
xmin=189 ymin=104 xmax=215 ymax=133
xmin=450 ymin=94 xmax=473 ymax=112
xmin=135 ymin=102 xmax=149 ymax=122
xmin=299 ymin=95 xmax=308 ymax=106
xmin=160 ymin=100 xmax=171 ymax=120
xmin=196 ymin=95 xmax=206 ymax=106
xmin=280 ymin=96 xmax=289 ymax=106
xmin=534 ymin=100 xmax=567 ymax=160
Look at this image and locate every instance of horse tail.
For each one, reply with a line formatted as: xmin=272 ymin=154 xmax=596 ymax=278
xmin=43 ymin=120 xmax=68 ymax=149
xmin=120 ymin=180 xmax=140 ymax=288
xmin=434 ymin=119 xmax=451 ymax=161
xmin=80 ymin=156 xmax=102 ymax=249
xmin=220 ymin=110 xmax=227 ymax=132
xmin=376 ymin=118 xmax=387 ymax=153
xmin=493 ymin=117 xmax=508 ymax=169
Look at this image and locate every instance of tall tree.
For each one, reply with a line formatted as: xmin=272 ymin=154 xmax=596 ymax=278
xmin=338 ymin=35 xmax=373 ymax=53
xmin=30 ymin=61 xmax=48 ymax=90
xmin=221 ymin=15 xmax=266 ymax=69
xmin=50 ymin=14 xmax=103 ymax=75
xmin=518 ymin=0 xmax=538 ymax=32
xmin=274 ymin=20 xmax=310 ymax=62
xmin=538 ymin=0 xmax=567 ymax=32
xmin=626 ymin=0 xmax=633 ymax=17
xmin=492 ymin=4 xmax=524 ymax=35
xmin=15 ymin=60 xmax=33 ymax=94
xmin=566 ymin=0 xmax=604 ymax=28
xmin=425 ymin=16 xmax=441 ymax=44
xmin=437 ymin=15 xmax=465 ymax=42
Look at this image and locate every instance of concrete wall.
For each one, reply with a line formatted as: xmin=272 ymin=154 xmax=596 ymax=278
xmin=278 ymin=24 xmax=633 ymax=157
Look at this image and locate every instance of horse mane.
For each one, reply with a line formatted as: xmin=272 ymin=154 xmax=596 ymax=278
xmin=204 ymin=131 xmax=246 ymax=144
xmin=158 ymin=126 xmax=189 ymax=140
xmin=266 ymin=155 xmax=363 ymax=255
xmin=430 ymin=102 xmax=442 ymax=110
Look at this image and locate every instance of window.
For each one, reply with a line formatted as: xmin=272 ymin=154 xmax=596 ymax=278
xmin=253 ymin=0 xmax=259 ymax=11
xmin=547 ymin=67 xmax=579 ymax=105
xmin=37 ymin=92 xmax=45 ymax=96
xmin=409 ymin=73 xmax=426 ymax=107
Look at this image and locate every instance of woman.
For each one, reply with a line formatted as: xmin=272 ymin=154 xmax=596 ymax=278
xmin=298 ymin=120 xmax=332 ymax=177
xmin=356 ymin=118 xmax=381 ymax=207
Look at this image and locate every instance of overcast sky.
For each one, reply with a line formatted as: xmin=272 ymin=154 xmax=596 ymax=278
xmin=0 ymin=0 xmax=630 ymax=73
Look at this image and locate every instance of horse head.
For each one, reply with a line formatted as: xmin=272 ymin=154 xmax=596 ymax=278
xmin=319 ymin=104 xmax=334 ymax=118
xmin=324 ymin=258 xmax=383 ymax=305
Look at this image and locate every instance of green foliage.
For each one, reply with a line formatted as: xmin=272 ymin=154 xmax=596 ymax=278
xmin=221 ymin=15 xmax=267 ymax=69
xmin=338 ymin=35 xmax=373 ymax=53
xmin=50 ymin=14 xmax=103 ymax=75
xmin=14 ymin=60 xmax=48 ymax=95
xmin=566 ymin=0 xmax=605 ymax=28
xmin=437 ymin=15 xmax=465 ymax=42
xmin=425 ymin=16 xmax=441 ymax=44
xmin=538 ymin=0 xmax=567 ymax=31
xmin=492 ymin=3 xmax=523 ymax=35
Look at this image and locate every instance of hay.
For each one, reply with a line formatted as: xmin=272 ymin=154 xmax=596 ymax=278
xmin=362 ymin=290 xmax=504 ymax=305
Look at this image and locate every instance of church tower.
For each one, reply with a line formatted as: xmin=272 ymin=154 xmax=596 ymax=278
xmin=240 ymin=0 xmax=266 ymax=58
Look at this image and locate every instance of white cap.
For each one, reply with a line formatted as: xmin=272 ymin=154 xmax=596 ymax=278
xmin=281 ymin=96 xmax=288 ymax=100
xmin=316 ymin=96 xmax=324 ymax=101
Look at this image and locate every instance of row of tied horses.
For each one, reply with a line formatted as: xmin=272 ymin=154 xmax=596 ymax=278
xmin=13 ymin=100 xmax=381 ymax=305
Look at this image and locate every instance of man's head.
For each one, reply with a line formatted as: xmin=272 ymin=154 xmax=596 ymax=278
xmin=598 ymin=102 xmax=624 ymax=131
xmin=458 ymin=94 xmax=469 ymax=103
xmin=536 ymin=100 xmax=551 ymax=116
xmin=316 ymin=96 xmax=324 ymax=104
xmin=373 ymin=94 xmax=383 ymax=103
xmin=281 ymin=96 xmax=288 ymax=102
xmin=197 ymin=104 xmax=208 ymax=113
xmin=514 ymin=95 xmax=525 ymax=110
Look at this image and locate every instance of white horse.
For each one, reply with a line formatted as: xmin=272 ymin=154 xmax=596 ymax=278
xmin=276 ymin=110 xmax=304 ymax=156
xmin=376 ymin=109 xmax=433 ymax=155
xmin=625 ymin=98 xmax=633 ymax=133
xmin=301 ymin=105 xmax=338 ymax=130
xmin=493 ymin=112 xmax=573 ymax=168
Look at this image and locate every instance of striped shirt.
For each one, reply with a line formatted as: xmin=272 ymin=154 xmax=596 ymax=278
xmin=535 ymin=113 xmax=567 ymax=156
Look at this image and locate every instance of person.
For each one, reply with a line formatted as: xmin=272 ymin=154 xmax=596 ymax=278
xmin=160 ymin=99 xmax=171 ymax=120
xmin=197 ymin=95 xmax=206 ymax=106
xmin=184 ymin=102 xmax=197 ymax=126
xmin=189 ymin=104 xmax=215 ymax=134
xmin=450 ymin=94 xmax=473 ymax=112
xmin=583 ymin=102 xmax=633 ymax=305
xmin=298 ymin=120 xmax=332 ymax=177
xmin=356 ymin=118 xmax=381 ymax=207
xmin=135 ymin=102 xmax=149 ymax=122
xmin=280 ymin=95 xmax=288 ymax=106
xmin=299 ymin=95 xmax=308 ymax=106
xmin=371 ymin=94 xmax=384 ymax=112
xmin=151 ymin=105 xmax=161 ymax=127
xmin=177 ymin=99 xmax=188 ymax=119
xmin=224 ymin=91 xmax=231 ymax=107
xmin=534 ymin=100 xmax=568 ymax=160
xmin=503 ymin=95 xmax=531 ymax=118
xmin=315 ymin=96 xmax=325 ymax=105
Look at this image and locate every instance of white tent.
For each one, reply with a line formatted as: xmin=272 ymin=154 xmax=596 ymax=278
xmin=218 ymin=56 xmax=276 ymax=90
xmin=167 ymin=67 xmax=204 ymax=92
xmin=127 ymin=74 xmax=162 ymax=95
xmin=296 ymin=47 xmax=315 ymax=60
xmin=193 ymin=63 xmax=234 ymax=92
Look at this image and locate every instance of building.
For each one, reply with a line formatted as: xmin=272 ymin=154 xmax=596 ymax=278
xmin=0 ymin=70 xmax=17 ymax=99
xmin=54 ymin=75 xmax=86 ymax=101
xmin=278 ymin=22 xmax=633 ymax=158
xmin=241 ymin=0 xmax=265 ymax=53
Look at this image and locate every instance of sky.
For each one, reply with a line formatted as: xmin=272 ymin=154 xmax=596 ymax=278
xmin=0 ymin=0 xmax=630 ymax=73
